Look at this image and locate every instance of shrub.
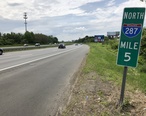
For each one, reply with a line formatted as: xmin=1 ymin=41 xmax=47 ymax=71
xmin=140 ymin=64 xmax=146 ymax=73
xmin=138 ymin=56 xmax=145 ymax=65
xmin=108 ymin=39 xmax=119 ymax=50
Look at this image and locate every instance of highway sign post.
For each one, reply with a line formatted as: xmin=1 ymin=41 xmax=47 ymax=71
xmin=117 ymin=7 xmax=145 ymax=106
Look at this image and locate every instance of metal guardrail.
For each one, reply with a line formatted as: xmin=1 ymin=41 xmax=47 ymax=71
xmin=2 ymin=45 xmax=58 ymax=52
xmin=1 ymin=43 xmax=73 ymax=52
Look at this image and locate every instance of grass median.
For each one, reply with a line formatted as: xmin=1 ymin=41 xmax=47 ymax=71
xmin=84 ymin=43 xmax=146 ymax=93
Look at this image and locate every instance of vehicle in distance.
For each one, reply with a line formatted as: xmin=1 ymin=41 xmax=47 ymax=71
xmin=58 ymin=43 xmax=66 ymax=49
xmin=0 ymin=48 xmax=3 ymax=55
xmin=24 ymin=44 xmax=28 ymax=46
xmin=35 ymin=43 xmax=40 ymax=46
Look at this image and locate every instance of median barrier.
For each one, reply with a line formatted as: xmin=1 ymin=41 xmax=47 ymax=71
xmin=2 ymin=45 xmax=58 ymax=52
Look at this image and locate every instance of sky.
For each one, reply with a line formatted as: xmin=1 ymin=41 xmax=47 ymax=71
xmin=0 ymin=0 xmax=146 ymax=41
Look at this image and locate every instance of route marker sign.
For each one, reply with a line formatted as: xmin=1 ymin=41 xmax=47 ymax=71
xmin=117 ymin=7 xmax=145 ymax=67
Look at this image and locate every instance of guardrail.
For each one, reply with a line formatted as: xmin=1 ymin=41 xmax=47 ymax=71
xmin=1 ymin=43 xmax=73 ymax=53
xmin=2 ymin=45 xmax=58 ymax=52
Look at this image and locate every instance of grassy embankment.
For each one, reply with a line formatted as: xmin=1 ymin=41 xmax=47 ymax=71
xmin=62 ymin=43 xmax=146 ymax=115
xmin=83 ymin=43 xmax=146 ymax=93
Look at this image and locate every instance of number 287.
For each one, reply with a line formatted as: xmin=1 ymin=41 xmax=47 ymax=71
xmin=125 ymin=27 xmax=138 ymax=34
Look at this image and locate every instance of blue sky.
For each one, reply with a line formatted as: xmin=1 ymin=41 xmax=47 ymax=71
xmin=0 ymin=0 xmax=146 ymax=41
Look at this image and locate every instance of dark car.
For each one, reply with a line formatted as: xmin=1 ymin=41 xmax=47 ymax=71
xmin=0 ymin=48 xmax=3 ymax=55
xmin=58 ymin=43 xmax=66 ymax=49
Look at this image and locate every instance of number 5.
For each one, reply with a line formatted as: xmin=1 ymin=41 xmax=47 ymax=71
xmin=124 ymin=52 xmax=131 ymax=62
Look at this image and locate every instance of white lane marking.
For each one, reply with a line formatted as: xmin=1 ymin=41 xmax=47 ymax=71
xmin=0 ymin=46 xmax=82 ymax=72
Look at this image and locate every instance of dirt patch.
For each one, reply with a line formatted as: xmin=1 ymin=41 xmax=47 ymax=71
xmin=61 ymin=70 xmax=146 ymax=116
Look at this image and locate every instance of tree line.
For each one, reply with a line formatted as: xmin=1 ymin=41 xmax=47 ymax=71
xmin=0 ymin=31 xmax=58 ymax=45
xmin=74 ymin=36 xmax=95 ymax=43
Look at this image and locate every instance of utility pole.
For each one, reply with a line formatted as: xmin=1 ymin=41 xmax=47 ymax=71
xmin=23 ymin=12 xmax=28 ymax=32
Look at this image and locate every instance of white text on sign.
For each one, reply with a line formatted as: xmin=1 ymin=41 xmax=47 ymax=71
xmin=120 ymin=41 xmax=138 ymax=50
xmin=124 ymin=12 xmax=145 ymax=19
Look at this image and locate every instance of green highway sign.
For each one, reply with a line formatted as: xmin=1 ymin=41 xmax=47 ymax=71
xmin=117 ymin=7 xmax=145 ymax=67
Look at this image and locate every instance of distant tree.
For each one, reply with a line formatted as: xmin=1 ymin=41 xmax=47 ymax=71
xmin=140 ymin=28 xmax=146 ymax=58
xmin=23 ymin=31 xmax=35 ymax=44
xmin=9 ymin=32 xmax=23 ymax=44
xmin=75 ymin=35 xmax=94 ymax=43
xmin=34 ymin=33 xmax=58 ymax=44
xmin=53 ymin=37 xmax=58 ymax=43
xmin=0 ymin=31 xmax=58 ymax=46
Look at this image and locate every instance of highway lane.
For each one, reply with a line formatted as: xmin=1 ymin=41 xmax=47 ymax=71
xmin=0 ymin=45 xmax=81 ymax=71
xmin=0 ymin=44 xmax=89 ymax=116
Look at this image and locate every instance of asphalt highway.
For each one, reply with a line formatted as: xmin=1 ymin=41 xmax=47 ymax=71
xmin=0 ymin=44 xmax=89 ymax=116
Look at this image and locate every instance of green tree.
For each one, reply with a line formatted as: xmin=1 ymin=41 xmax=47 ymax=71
xmin=0 ymin=31 xmax=58 ymax=45
xmin=23 ymin=31 xmax=35 ymax=44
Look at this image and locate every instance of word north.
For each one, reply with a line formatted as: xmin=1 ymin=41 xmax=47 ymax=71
xmin=124 ymin=12 xmax=145 ymax=20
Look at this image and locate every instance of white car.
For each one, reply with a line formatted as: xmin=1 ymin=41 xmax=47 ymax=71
xmin=24 ymin=44 xmax=28 ymax=46
xmin=35 ymin=43 xmax=40 ymax=46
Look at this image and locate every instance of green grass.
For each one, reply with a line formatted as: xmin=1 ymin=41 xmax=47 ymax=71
xmin=83 ymin=43 xmax=146 ymax=93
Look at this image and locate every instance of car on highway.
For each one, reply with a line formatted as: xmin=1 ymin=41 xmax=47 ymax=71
xmin=24 ymin=44 xmax=28 ymax=47
xmin=35 ymin=43 xmax=40 ymax=46
xmin=58 ymin=43 xmax=66 ymax=49
xmin=0 ymin=48 xmax=3 ymax=55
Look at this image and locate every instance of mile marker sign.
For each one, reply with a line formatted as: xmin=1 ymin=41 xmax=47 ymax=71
xmin=117 ymin=7 xmax=145 ymax=67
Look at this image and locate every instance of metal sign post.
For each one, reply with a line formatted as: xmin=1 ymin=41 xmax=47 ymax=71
xmin=118 ymin=66 xmax=128 ymax=106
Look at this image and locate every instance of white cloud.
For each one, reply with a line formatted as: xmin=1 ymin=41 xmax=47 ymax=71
xmin=0 ymin=0 xmax=102 ymax=20
xmin=107 ymin=0 xmax=115 ymax=7
xmin=75 ymin=27 xmax=87 ymax=31
xmin=0 ymin=0 xmax=146 ymax=41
